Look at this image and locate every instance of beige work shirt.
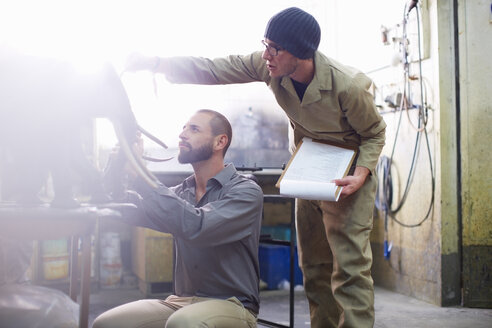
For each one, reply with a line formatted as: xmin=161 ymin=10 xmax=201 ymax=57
xmin=162 ymin=51 xmax=386 ymax=171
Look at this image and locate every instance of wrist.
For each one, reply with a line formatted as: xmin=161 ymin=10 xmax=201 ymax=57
xmin=354 ymin=166 xmax=370 ymax=178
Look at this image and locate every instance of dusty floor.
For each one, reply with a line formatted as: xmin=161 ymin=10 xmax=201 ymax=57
xmin=88 ymin=285 xmax=492 ymax=328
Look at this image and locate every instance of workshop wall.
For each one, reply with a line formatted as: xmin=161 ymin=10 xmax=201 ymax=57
xmin=456 ymin=0 xmax=492 ymax=308
xmin=367 ymin=0 xmax=441 ymax=305
xmin=362 ymin=0 xmax=492 ymax=307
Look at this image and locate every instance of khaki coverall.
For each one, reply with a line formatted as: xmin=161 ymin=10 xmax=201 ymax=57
xmin=161 ymin=51 xmax=386 ymax=328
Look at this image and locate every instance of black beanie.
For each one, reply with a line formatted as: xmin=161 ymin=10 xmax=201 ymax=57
xmin=264 ymin=7 xmax=321 ymax=59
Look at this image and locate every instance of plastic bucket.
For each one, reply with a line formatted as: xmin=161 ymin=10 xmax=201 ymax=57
xmin=99 ymin=232 xmax=122 ymax=288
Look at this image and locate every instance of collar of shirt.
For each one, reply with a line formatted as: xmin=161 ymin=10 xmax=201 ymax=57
xmin=279 ymin=52 xmax=333 ymax=106
xmin=181 ymin=163 xmax=237 ymax=191
xmin=313 ymin=51 xmax=333 ymax=91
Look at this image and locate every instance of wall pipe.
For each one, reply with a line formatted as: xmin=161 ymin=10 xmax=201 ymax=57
xmin=452 ymin=0 xmax=463 ymax=300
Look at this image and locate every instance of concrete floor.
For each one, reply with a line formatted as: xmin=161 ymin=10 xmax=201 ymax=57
xmin=88 ymin=285 xmax=492 ymax=328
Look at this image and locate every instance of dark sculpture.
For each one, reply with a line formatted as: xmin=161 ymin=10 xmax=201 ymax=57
xmin=0 ymin=49 xmax=163 ymax=208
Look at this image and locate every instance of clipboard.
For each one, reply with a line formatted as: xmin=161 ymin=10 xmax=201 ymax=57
xmin=276 ymin=138 xmax=358 ymax=201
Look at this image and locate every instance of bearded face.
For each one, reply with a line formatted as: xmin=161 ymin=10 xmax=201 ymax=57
xmin=177 ymin=139 xmax=214 ymax=164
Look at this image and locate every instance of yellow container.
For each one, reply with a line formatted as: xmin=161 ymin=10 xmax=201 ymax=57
xmin=41 ymin=239 xmax=69 ymax=280
xmin=42 ymin=253 xmax=69 ymax=280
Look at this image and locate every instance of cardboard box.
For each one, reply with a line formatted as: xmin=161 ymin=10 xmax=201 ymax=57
xmin=131 ymin=227 xmax=174 ymax=283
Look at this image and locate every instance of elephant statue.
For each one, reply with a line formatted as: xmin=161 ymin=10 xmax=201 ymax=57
xmin=0 ymin=49 xmax=165 ymax=208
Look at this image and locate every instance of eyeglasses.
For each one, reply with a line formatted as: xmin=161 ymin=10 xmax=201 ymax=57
xmin=261 ymin=40 xmax=284 ymax=57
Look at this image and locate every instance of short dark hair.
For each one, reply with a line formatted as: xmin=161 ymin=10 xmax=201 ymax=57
xmin=197 ymin=109 xmax=232 ymax=156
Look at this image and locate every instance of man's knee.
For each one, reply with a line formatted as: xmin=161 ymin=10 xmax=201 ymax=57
xmin=92 ymin=299 xmax=170 ymax=328
xmin=165 ymin=311 xmax=197 ymax=328
xmin=92 ymin=314 xmax=113 ymax=328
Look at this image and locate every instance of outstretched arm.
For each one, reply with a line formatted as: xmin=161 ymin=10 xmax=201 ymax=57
xmin=124 ymin=51 xmax=269 ymax=85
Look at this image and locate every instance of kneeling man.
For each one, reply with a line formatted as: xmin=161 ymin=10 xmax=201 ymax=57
xmin=93 ymin=109 xmax=262 ymax=328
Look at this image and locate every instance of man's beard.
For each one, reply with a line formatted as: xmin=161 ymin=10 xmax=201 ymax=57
xmin=178 ymin=142 xmax=214 ymax=164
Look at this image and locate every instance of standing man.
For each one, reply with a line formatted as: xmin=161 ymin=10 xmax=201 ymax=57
xmin=125 ymin=7 xmax=386 ymax=327
xmin=93 ymin=109 xmax=262 ymax=328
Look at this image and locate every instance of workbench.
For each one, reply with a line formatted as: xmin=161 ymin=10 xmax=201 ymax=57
xmin=0 ymin=203 xmax=121 ymax=328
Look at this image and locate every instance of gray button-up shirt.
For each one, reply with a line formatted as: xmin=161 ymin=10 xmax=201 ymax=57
xmin=129 ymin=164 xmax=263 ymax=313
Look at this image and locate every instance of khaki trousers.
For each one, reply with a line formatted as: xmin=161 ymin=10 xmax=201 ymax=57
xmin=296 ymin=173 xmax=377 ymax=328
xmin=92 ymin=295 xmax=257 ymax=328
